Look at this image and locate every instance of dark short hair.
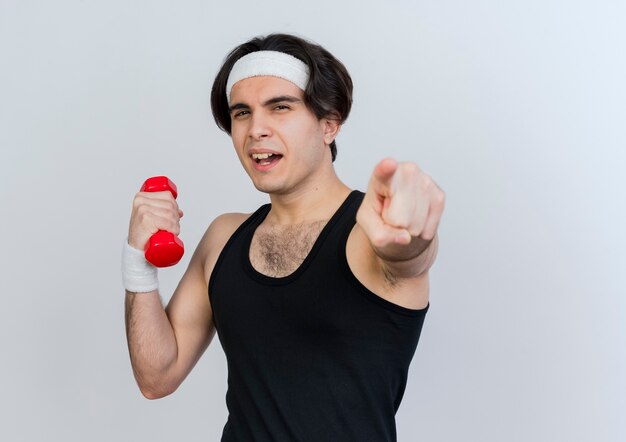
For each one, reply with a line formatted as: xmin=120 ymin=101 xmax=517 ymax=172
xmin=210 ymin=33 xmax=353 ymax=162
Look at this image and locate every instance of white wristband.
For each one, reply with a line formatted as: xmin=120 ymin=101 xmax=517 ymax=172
xmin=122 ymin=239 xmax=158 ymax=293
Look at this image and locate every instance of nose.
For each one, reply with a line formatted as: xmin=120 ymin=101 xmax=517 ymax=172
xmin=249 ymin=111 xmax=272 ymax=141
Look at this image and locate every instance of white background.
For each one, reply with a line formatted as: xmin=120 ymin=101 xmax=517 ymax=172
xmin=1 ymin=1 xmax=624 ymax=441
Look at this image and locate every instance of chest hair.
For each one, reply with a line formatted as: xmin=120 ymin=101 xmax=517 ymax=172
xmin=250 ymin=220 xmax=328 ymax=277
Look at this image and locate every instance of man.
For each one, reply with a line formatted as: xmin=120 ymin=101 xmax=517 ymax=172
xmin=123 ymin=33 xmax=445 ymax=441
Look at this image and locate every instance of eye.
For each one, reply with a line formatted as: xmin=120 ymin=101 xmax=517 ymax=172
xmin=273 ymin=104 xmax=290 ymax=111
xmin=233 ymin=110 xmax=250 ymax=118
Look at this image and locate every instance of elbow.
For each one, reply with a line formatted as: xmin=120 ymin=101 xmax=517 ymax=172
xmin=139 ymin=384 xmax=177 ymax=400
xmin=136 ymin=376 xmax=178 ymax=400
xmin=130 ymin=355 xmax=183 ymax=400
xmin=140 ymin=389 xmax=168 ymax=400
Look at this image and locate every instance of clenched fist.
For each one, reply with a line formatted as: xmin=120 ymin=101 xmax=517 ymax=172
xmin=128 ymin=190 xmax=184 ymax=250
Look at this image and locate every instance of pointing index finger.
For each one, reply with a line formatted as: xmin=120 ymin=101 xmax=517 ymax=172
xmin=373 ymin=158 xmax=397 ymax=181
xmin=370 ymin=158 xmax=398 ymax=195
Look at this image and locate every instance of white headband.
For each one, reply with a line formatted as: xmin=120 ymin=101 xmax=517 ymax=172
xmin=226 ymin=50 xmax=310 ymax=104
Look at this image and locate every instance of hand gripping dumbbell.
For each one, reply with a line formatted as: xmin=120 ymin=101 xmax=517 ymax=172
xmin=140 ymin=176 xmax=184 ymax=267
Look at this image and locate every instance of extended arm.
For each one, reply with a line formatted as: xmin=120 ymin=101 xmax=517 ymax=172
xmin=355 ymin=158 xmax=445 ymax=305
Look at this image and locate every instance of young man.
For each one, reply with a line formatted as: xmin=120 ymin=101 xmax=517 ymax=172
xmin=123 ymin=33 xmax=445 ymax=441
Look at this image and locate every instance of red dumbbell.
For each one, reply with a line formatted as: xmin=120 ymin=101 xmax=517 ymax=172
xmin=140 ymin=176 xmax=184 ymax=267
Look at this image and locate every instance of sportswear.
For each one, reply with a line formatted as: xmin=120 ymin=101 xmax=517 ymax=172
xmin=209 ymin=191 xmax=429 ymax=442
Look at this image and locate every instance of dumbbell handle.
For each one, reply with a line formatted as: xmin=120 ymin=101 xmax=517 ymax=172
xmin=140 ymin=176 xmax=184 ymax=267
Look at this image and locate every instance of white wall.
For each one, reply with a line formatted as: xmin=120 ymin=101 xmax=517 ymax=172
xmin=1 ymin=1 xmax=624 ymax=440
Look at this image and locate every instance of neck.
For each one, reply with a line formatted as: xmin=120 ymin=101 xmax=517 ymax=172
xmin=266 ymin=171 xmax=351 ymax=225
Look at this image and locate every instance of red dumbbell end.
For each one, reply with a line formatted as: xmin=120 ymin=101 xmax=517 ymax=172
xmin=140 ymin=176 xmax=178 ymax=199
xmin=144 ymin=231 xmax=185 ymax=268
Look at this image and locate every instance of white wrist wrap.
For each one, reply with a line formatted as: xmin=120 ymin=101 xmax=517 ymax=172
xmin=122 ymin=240 xmax=158 ymax=293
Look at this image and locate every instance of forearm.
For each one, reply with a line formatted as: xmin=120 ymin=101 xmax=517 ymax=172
xmin=125 ymin=290 xmax=178 ymax=398
xmin=374 ymin=234 xmax=439 ymax=279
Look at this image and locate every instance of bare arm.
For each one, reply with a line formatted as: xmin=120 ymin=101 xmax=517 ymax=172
xmin=123 ymin=186 xmax=244 ymax=399
xmin=371 ymin=233 xmax=439 ymax=280
xmin=124 ymin=230 xmax=215 ymax=399
xmin=351 ymin=159 xmax=445 ymax=309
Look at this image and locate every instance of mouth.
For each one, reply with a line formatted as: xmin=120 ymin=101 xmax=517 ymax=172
xmin=251 ymin=152 xmax=283 ymax=169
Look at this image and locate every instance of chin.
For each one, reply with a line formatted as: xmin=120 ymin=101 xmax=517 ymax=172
xmin=250 ymin=179 xmax=286 ymax=195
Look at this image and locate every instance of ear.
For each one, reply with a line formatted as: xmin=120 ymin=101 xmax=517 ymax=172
xmin=322 ymin=117 xmax=341 ymax=146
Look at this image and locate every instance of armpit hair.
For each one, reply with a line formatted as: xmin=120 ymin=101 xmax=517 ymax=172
xmin=381 ymin=263 xmax=401 ymax=289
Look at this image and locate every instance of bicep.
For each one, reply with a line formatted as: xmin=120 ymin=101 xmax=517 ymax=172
xmin=164 ymin=236 xmax=216 ymax=381
xmin=163 ymin=213 xmax=249 ymax=381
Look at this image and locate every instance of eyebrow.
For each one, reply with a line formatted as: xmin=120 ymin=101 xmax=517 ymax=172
xmin=229 ymin=95 xmax=303 ymax=114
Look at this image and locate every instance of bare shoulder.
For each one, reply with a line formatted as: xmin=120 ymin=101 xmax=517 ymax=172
xmin=346 ymin=223 xmax=430 ymax=311
xmin=166 ymin=212 xmax=251 ymax=326
xmin=161 ymin=212 xmax=251 ymax=384
xmin=199 ymin=212 xmax=251 ymax=284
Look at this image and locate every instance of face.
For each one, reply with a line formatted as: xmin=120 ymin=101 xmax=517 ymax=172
xmin=228 ymin=76 xmax=337 ymax=195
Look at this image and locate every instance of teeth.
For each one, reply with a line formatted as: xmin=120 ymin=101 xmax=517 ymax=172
xmin=252 ymin=153 xmax=274 ymax=160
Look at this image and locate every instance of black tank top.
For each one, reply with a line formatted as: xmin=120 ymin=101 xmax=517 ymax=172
xmin=209 ymin=191 xmax=429 ymax=442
